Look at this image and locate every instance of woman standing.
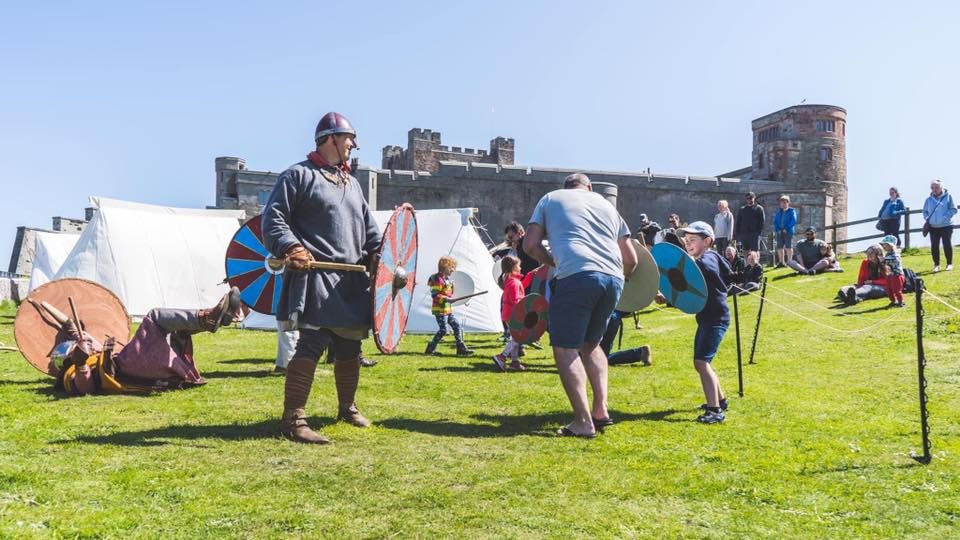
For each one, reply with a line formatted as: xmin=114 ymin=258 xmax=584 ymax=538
xmin=714 ymin=200 xmax=734 ymax=253
xmin=923 ymin=179 xmax=957 ymax=272
xmin=877 ymin=187 xmax=906 ymax=247
xmin=773 ymin=195 xmax=798 ymax=267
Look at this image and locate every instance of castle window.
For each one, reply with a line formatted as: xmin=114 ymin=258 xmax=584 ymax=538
xmin=758 ymin=126 xmax=780 ymax=143
xmin=819 ymin=147 xmax=833 ymax=161
xmin=758 ymin=152 xmax=764 ymax=169
xmin=816 ymin=120 xmax=836 ymax=132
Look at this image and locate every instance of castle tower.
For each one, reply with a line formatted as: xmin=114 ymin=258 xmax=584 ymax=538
xmin=751 ymin=105 xmax=847 ymax=243
xmin=215 ymin=156 xmax=246 ymax=209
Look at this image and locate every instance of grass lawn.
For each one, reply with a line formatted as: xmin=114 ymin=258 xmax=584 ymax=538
xmin=1 ymin=250 xmax=959 ymax=538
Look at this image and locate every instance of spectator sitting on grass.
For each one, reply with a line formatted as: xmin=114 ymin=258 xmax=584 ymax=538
xmin=723 ymin=246 xmax=744 ymax=276
xmin=837 ymin=244 xmax=888 ymax=305
xmin=730 ymin=251 xmax=763 ymax=295
xmin=786 ymin=226 xmax=842 ymax=275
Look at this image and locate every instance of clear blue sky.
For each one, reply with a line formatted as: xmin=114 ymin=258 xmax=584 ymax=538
xmin=3 ymin=1 xmax=958 ymax=264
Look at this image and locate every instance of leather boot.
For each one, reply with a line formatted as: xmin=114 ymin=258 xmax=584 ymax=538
xmin=334 ymin=357 xmax=370 ymax=427
xmin=279 ymin=357 xmax=329 ymax=444
xmin=199 ymin=287 xmax=241 ymax=333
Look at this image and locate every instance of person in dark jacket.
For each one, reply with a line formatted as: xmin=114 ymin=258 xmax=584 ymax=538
xmin=637 ymin=214 xmax=661 ymax=247
xmin=263 ymin=112 xmax=382 ymax=445
xmin=877 ymin=187 xmax=907 ymax=247
xmin=734 ymin=192 xmax=765 ymax=252
xmin=730 ymin=251 xmax=763 ymax=295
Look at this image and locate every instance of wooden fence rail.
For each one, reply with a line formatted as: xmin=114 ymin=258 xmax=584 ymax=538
xmin=825 ymin=208 xmax=960 ymax=252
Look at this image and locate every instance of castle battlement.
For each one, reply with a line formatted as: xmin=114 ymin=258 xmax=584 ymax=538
xmin=213 ymin=104 xmax=848 ymax=256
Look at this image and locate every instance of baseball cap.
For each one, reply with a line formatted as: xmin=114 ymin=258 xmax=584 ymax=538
xmin=805 ymin=226 xmax=817 ymax=233
xmin=678 ymin=221 xmax=715 ymax=239
xmin=880 ymin=235 xmax=898 ymax=246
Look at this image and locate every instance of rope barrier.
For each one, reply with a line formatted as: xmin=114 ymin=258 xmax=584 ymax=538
xmin=920 ymin=289 xmax=960 ymax=315
xmin=763 ymin=280 xmax=855 ymax=315
xmin=736 ymin=287 xmax=912 ymax=335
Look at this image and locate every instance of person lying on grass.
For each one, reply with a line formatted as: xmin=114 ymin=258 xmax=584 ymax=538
xmin=39 ymin=288 xmax=241 ymax=396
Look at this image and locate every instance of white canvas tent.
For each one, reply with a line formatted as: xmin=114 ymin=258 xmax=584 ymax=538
xmin=54 ymin=197 xmax=245 ymax=316
xmin=27 ymin=231 xmax=81 ymax=293
xmin=242 ymin=208 xmax=503 ymax=333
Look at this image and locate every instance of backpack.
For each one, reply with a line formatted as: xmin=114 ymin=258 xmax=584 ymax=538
xmin=903 ymin=267 xmax=920 ymax=294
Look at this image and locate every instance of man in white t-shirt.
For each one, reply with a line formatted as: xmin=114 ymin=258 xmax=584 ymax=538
xmin=523 ymin=173 xmax=637 ymax=438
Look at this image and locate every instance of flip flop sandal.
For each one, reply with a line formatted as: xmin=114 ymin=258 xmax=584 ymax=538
xmin=592 ymin=417 xmax=614 ymax=429
xmin=556 ymin=426 xmax=596 ymax=439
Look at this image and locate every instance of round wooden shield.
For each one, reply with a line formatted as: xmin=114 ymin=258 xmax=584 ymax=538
xmin=616 ymin=239 xmax=660 ymax=312
xmin=13 ymin=278 xmax=130 ymax=377
xmin=508 ymin=293 xmax=549 ymax=345
xmin=650 ymin=242 xmax=707 ymax=314
xmin=372 ymin=204 xmax=418 ymax=354
xmin=225 ymin=214 xmax=284 ymax=315
xmin=449 ymin=270 xmax=475 ymax=306
xmin=526 ymin=265 xmax=550 ymax=296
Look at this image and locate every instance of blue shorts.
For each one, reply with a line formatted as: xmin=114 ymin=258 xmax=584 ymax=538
xmin=548 ymin=271 xmax=623 ymax=349
xmin=694 ymin=323 xmax=729 ymax=362
xmin=776 ymin=230 xmax=793 ymax=249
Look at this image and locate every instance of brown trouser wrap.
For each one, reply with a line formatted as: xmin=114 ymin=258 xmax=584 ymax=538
xmin=333 ymin=357 xmax=361 ymax=408
xmin=284 ymin=356 xmax=318 ymax=411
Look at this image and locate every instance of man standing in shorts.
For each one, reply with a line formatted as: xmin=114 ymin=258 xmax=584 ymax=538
xmin=523 ymin=173 xmax=638 ymax=438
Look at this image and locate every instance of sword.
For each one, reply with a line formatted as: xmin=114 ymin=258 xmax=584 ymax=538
xmin=450 ymin=290 xmax=489 ymax=303
xmin=265 ymin=258 xmax=367 ymax=273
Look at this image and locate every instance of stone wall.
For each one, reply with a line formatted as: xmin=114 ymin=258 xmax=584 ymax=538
xmin=214 ymin=157 xmax=375 ymax=220
xmin=214 ymin=104 xmax=847 ymax=252
xmin=355 ymin=162 xmax=830 ymax=245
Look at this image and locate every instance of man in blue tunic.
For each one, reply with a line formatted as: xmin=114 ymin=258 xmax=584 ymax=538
xmin=263 ymin=112 xmax=382 ymax=444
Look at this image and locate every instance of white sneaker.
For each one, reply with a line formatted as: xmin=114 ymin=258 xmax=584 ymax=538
xmin=948 ymin=264 xmax=954 ymax=271
xmin=933 ymin=265 xmax=941 ymax=273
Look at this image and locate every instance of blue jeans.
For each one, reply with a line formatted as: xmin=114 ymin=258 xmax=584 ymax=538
xmin=548 ymin=271 xmax=623 ymax=349
xmin=429 ymin=313 xmax=465 ymax=346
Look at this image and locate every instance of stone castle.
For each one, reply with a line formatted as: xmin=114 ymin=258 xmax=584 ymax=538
xmin=5 ymin=104 xmax=848 ymax=299
xmin=214 ymin=104 xmax=848 ymax=249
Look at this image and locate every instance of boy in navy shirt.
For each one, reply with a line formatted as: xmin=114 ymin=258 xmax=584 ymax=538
xmin=679 ymin=221 xmax=732 ymax=424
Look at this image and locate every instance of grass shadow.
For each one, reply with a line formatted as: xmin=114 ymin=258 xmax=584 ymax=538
xmin=218 ymin=357 xmax=273 ymax=366
xmin=202 ymin=369 xmax=280 ymax=380
xmin=0 ymin=379 xmax=47 ymax=387
xmin=771 ymin=272 xmax=802 ymax=282
xmin=836 ymin=303 xmax=896 ymax=316
xmin=417 ymin=361 xmax=555 ymax=374
xmin=379 ymin=408 xmax=686 ymax=438
xmin=51 ymin=417 xmax=333 ymax=447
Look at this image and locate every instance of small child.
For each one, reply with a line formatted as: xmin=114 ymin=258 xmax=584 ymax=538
xmin=493 ymin=256 xmax=526 ymax=371
xmin=880 ymin=235 xmax=905 ymax=307
xmin=818 ymin=244 xmax=844 ymax=272
xmin=425 ymin=256 xmax=475 ymax=357
xmin=678 ymin=221 xmax=732 ymax=424
xmin=731 ymin=251 xmax=763 ymax=295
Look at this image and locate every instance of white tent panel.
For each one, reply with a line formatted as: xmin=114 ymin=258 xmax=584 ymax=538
xmin=27 ymin=231 xmax=81 ymax=293
xmin=241 ymin=208 xmax=502 ymax=333
xmin=54 ymin=197 xmax=246 ymax=316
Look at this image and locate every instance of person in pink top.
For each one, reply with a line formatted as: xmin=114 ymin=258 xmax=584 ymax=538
xmin=493 ymin=256 xmax=529 ymax=371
